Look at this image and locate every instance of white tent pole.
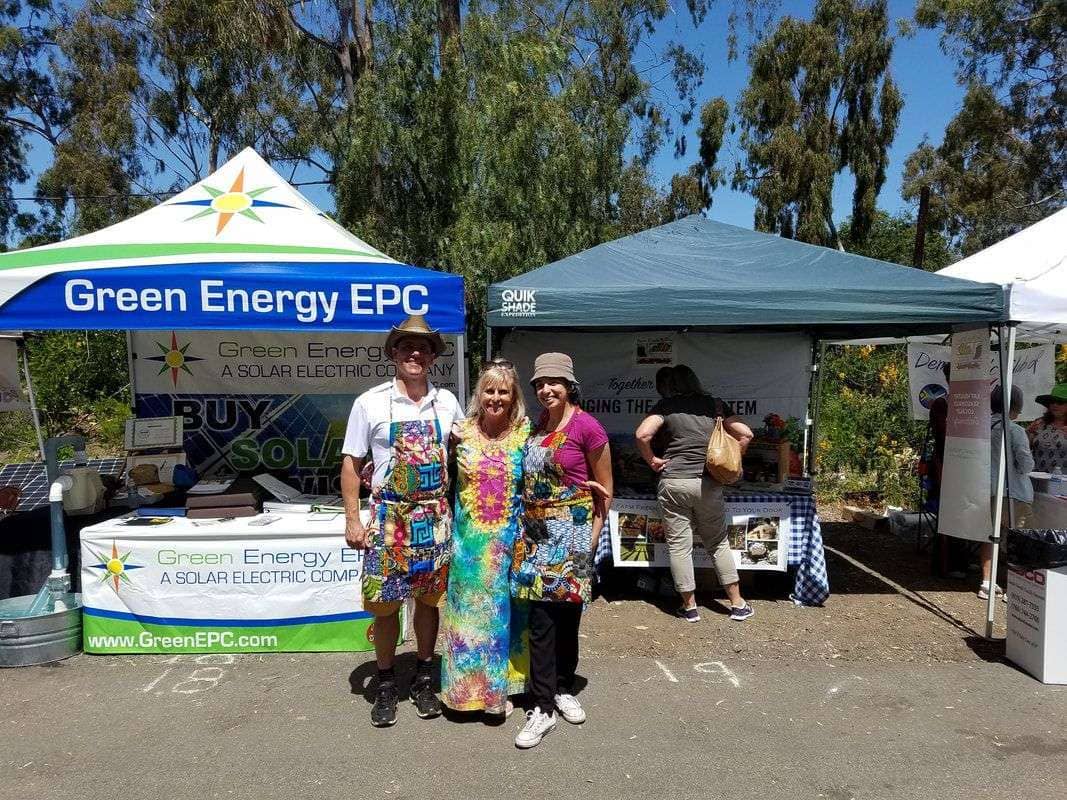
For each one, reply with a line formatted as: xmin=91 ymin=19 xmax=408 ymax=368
xmin=986 ymin=324 xmax=1015 ymax=639
xmin=455 ymin=333 xmax=468 ymax=407
xmin=20 ymin=340 xmax=47 ymax=462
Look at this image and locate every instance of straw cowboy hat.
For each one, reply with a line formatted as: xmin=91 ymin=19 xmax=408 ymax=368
xmin=384 ymin=313 xmax=446 ymax=356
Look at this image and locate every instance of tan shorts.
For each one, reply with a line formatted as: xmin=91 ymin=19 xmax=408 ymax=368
xmin=363 ymin=591 xmax=446 ymax=618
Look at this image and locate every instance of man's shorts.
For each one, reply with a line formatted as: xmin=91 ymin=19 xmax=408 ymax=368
xmin=363 ymin=591 xmax=446 ymax=617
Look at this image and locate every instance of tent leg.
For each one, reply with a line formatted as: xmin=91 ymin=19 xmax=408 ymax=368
xmin=484 ymin=324 xmax=493 ymax=362
xmin=455 ymin=334 xmax=468 ymax=407
xmin=806 ymin=340 xmax=826 ymax=477
xmin=20 ymin=341 xmax=47 ymax=462
xmin=986 ymin=324 xmax=1015 ymax=639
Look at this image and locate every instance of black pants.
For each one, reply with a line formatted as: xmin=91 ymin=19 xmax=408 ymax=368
xmin=528 ymin=600 xmax=582 ymax=711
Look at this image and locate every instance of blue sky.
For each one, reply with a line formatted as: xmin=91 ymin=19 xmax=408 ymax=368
xmin=638 ymin=0 xmax=963 ymax=228
xmin=13 ymin=1 xmax=965 ymax=235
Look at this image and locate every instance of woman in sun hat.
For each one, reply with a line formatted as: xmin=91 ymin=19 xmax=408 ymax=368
xmin=512 ymin=352 xmax=612 ymax=750
xmin=1027 ymin=383 xmax=1067 ymax=473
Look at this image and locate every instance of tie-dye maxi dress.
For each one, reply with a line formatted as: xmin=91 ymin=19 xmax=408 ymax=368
xmin=441 ymin=417 xmax=530 ymax=712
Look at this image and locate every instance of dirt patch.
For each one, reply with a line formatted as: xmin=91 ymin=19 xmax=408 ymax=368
xmin=584 ymin=505 xmax=1007 ymax=666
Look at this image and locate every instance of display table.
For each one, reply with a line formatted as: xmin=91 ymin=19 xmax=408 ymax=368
xmin=1029 ymin=492 xmax=1067 ymax=530
xmin=596 ymin=489 xmax=829 ymax=606
xmin=80 ymin=513 xmax=372 ymax=654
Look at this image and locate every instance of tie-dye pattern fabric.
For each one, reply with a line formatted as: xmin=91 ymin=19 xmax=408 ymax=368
xmin=441 ymin=417 xmax=530 ymax=712
xmin=363 ymin=416 xmax=451 ymax=604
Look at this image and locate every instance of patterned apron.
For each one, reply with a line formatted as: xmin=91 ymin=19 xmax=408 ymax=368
xmin=511 ymin=426 xmax=594 ymax=604
xmin=362 ymin=400 xmax=452 ymax=604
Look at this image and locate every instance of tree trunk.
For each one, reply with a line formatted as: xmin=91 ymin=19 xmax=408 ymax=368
xmin=913 ymin=185 xmax=930 ymax=268
xmin=438 ymin=0 xmax=460 ymax=67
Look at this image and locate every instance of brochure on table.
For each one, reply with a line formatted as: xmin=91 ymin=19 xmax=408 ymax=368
xmin=80 ymin=512 xmax=376 ymax=654
xmin=609 ymin=497 xmax=791 ymax=572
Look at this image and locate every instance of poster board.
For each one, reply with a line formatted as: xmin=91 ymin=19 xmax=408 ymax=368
xmin=907 ymin=342 xmax=1053 ymax=421
xmin=609 ymin=497 xmax=791 ymax=572
xmin=131 ymin=329 xmax=460 ymax=494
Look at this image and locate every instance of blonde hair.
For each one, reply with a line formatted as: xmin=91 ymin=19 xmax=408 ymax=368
xmin=467 ymin=362 xmax=526 ymax=428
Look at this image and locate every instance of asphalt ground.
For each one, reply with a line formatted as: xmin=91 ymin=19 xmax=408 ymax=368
xmin=3 ymin=517 xmax=1067 ymax=799
xmin=3 ymin=639 xmax=1067 ymax=800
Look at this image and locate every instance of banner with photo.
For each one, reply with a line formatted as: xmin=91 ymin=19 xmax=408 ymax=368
xmin=907 ymin=342 xmax=1054 ymax=422
xmin=609 ymin=497 xmax=791 ymax=572
xmin=131 ymin=330 xmax=460 ymax=491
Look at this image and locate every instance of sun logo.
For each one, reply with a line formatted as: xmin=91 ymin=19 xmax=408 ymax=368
xmin=146 ymin=332 xmax=204 ymax=387
xmin=89 ymin=541 xmax=144 ymax=592
xmin=168 ymin=166 xmax=294 ymax=235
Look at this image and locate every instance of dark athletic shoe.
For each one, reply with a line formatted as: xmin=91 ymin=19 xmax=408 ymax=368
xmin=371 ymin=682 xmax=399 ymax=727
xmin=676 ymin=606 xmax=700 ymax=623
xmin=729 ymin=603 xmax=755 ymax=622
xmin=410 ymin=677 xmax=443 ymax=719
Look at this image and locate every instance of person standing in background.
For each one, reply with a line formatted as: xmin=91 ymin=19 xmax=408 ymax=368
xmin=984 ymin=385 xmax=1034 ymax=600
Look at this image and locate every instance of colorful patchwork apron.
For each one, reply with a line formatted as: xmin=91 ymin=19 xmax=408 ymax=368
xmin=362 ymin=403 xmax=452 ymax=604
xmin=511 ymin=427 xmax=594 ymax=604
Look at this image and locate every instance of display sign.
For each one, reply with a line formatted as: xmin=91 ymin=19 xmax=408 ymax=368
xmin=1006 ymin=564 xmax=1067 ymax=684
xmin=908 ymin=342 xmax=1053 ymax=421
xmin=131 ymin=330 xmax=461 ymax=493
xmin=937 ymin=327 xmax=993 ymax=543
xmin=81 ymin=516 xmax=374 ymax=653
xmin=609 ymin=497 xmax=791 ymax=572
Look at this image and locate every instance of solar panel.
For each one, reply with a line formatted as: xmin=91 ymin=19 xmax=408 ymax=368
xmin=0 ymin=458 xmax=128 ymax=513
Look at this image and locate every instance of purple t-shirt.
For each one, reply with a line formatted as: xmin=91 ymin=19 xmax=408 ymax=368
xmin=532 ymin=409 xmax=609 ymax=487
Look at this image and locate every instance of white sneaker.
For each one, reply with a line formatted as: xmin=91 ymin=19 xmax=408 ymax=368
xmin=554 ymin=693 xmax=586 ymax=724
xmin=515 ymin=707 xmax=556 ymax=749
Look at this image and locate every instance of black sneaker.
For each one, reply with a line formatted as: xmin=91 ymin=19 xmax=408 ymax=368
xmin=371 ymin=682 xmax=399 ymax=727
xmin=410 ymin=676 xmax=442 ymax=719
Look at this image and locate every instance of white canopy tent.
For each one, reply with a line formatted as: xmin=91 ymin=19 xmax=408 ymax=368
xmin=937 ymin=207 xmax=1067 ymax=342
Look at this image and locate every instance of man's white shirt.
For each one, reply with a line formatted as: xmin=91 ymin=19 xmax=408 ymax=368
xmin=342 ymin=379 xmax=463 ymax=489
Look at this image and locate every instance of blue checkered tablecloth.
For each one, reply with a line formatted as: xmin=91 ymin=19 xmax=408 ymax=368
xmin=595 ymin=490 xmax=830 ymax=607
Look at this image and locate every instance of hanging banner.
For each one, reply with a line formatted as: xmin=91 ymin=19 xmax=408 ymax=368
xmin=80 ymin=515 xmax=374 ymax=653
xmin=610 ymin=498 xmax=791 ymax=572
xmin=908 ymin=342 xmax=1053 ymax=422
xmin=0 ymin=339 xmax=27 ymax=411
xmin=501 ymin=331 xmax=811 ymax=433
xmin=938 ymin=326 xmax=993 ymax=543
xmin=131 ymin=329 xmax=460 ymax=492
xmin=501 ymin=330 xmax=811 ymax=492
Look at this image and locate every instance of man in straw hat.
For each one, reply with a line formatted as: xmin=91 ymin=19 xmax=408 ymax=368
xmin=341 ymin=313 xmax=463 ymax=727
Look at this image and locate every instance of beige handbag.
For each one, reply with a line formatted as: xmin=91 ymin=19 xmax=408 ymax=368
xmin=705 ymin=416 xmax=742 ymax=485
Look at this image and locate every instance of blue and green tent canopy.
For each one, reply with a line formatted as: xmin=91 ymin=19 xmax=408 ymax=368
xmin=0 ymin=149 xmax=464 ymax=333
xmin=487 ymin=216 xmax=1005 ymax=337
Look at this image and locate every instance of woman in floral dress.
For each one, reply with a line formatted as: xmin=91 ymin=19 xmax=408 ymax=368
xmin=441 ymin=360 xmax=530 ymax=717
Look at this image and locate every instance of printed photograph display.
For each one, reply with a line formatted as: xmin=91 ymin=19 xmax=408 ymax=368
xmin=610 ymin=499 xmax=790 ymax=572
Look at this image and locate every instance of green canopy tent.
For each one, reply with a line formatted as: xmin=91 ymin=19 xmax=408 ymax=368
xmin=487 ymin=215 xmax=1005 ymax=337
xmin=486 ymin=216 xmax=1008 ymax=609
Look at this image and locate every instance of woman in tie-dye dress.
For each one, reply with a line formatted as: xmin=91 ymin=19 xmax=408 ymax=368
xmin=441 ymin=360 xmax=530 ymax=717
